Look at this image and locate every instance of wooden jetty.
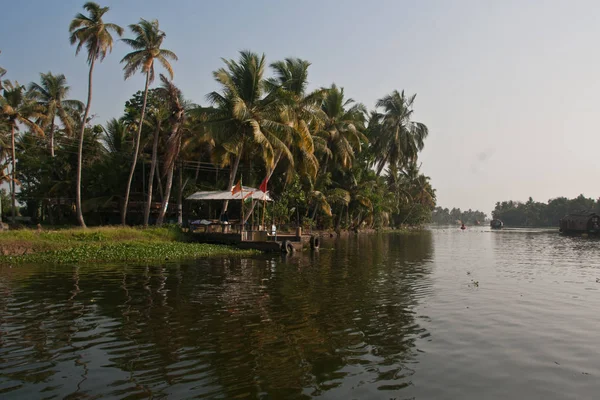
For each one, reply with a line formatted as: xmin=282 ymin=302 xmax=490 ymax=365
xmin=188 ymin=229 xmax=317 ymax=253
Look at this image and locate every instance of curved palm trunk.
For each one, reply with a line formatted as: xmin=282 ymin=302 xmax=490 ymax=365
xmin=155 ymin=160 xmax=164 ymax=201
xmin=157 ymin=109 xmax=184 ymax=226
xmin=143 ymin=121 xmax=161 ymax=226
xmin=336 ymin=204 xmax=344 ymax=231
xmin=75 ymin=55 xmax=96 ymax=228
xmin=375 ymin=153 xmax=389 ymax=177
xmin=222 ymin=147 xmax=243 ymax=214
xmin=177 ymin=164 xmax=188 ymax=226
xmin=122 ymin=72 xmax=150 ymax=225
xmin=310 ymin=159 xmax=328 ymax=221
xmin=156 ymin=163 xmax=174 ymax=225
xmin=10 ymin=123 xmax=16 ymax=223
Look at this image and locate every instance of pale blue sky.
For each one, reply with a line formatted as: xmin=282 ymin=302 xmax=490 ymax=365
xmin=2 ymin=0 xmax=600 ymax=214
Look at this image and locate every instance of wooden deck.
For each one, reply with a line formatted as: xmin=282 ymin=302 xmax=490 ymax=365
xmin=188 ymin=231 xmax=309 ymax=253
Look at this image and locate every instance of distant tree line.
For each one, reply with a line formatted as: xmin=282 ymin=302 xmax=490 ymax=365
xmin=492 ymin=195 xmax=600 ymax=227
xmin=431 ymin=207 xmax=487 ymax=225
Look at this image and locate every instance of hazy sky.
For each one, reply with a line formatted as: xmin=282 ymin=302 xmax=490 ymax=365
xmin=2 ymin=0 xmax=599 ymax=214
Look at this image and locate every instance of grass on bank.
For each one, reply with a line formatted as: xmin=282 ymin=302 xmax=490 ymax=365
xmin=0 ymin=226 xmax=256 ymax=264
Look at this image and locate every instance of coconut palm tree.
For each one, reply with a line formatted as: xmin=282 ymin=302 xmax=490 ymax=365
xmin=204 ymin=50 xmax=296 ymax=213
xmin=0 ymin=81 xmax=44 ymax=222
xmin=29 ymin=72 xmax=84 ymax=157
xmin=308 ymin=85 xmax=366 ymax=221
xmin=120 ymin=18 xmax=177 ymax=225
xmin=317 ymin=84 xmax=367 ymax=173
xmin=156 ymin=74 xmax=185 ymax=225
xmin=373 ymin=90 xmax=428 ymax=176
xmin=142 ymin=104 xmax=169 ymax=226
xmin=0 ymin=50 xmax=6 ymax=90
xmin=102 ymin=117 xmax=129 ymax=154
xmin=267 ymin=58 xmax=324 ymax=181
xmin=69 ymin=1 xmax=123 ymax=228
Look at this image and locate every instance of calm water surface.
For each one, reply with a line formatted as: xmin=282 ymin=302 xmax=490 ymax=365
xmin=1 ymin=227 xmax=600 ymax=399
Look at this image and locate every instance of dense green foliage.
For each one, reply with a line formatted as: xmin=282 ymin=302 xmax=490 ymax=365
xmin=0 ymin=226 xmax=255 ymax=264
xmin=0 ymin=3 xmax=436 ymax=230
xmin=431 ymin=207 xmax=487 ymax=225
xmin=0 ymin=225 xmax=184 ymax=243
xmin=492 ymin=195 xmax=600 ymax=227
xmin=1 ymin=243 xmax=255 ymax=265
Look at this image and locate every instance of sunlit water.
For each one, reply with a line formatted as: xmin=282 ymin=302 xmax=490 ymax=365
xmin=1 ymin=227 xmax=600 ymax=399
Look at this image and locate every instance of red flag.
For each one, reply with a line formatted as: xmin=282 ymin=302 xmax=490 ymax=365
xmin=231 ymin=180 xmax=242 ymax=195
xmin=259 ymin=176 xmax=268 ymax=193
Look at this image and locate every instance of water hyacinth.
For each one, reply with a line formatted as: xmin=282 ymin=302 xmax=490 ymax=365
xmin=1 ymin=242 xmax=256 ymax=265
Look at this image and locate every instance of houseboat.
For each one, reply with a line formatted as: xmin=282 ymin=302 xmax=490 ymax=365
xmin=559 ymin=212 xmax=600 ymax=235
xmin=490 ymin=219 xmax=503 ymax=229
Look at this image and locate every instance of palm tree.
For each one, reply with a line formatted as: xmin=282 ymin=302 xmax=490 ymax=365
xmin=29 ymin=72 xmax=84 ymax=157
xmin=205 ymin=50 xmax=295 ymax=213
xmin=373 ymin=90 xmax=428 ymax=176
xmin=0 ymin=50 xmax=6 ymax=90
xmin=156 ymin=74 xmax=185 ymax=225
xmin=317 ymin=84 xmax=367 ymax=173
xmin=102 ymin=117 xmax=129 ymax=154
xmin=69 ymin=1 xmax=123 ymax=228
xmin=0 ymin=81 xmax=44 ymax=222
xmin=120 ymin=18 xmax=177 ymax=225
xmin=142 ymin=104 xmax=169 ymax=226
xmin=309 ymin=85 xmax=366 ymax=221
xmin=267 ymin=58 xmax=324 ymax=181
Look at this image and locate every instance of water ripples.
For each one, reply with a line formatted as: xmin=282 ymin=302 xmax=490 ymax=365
xmin=0 ymin=233 xmax=434 ymax=399
xmin=2 ymin=229 xmax=599 ymax=398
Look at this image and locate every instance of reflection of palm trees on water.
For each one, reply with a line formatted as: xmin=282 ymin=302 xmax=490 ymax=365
xmin=0 ymin=232 xmax=434 ymax=398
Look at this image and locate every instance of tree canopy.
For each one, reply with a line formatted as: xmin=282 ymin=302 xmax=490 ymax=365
xmin=1 ymin=4 xmax=437 ymax=229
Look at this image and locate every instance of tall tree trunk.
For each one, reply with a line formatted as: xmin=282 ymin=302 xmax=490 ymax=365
xmin=222 ymin=147 xmax=243 ymax=213
xmin=155 ymin=159 xmax=164 ymax=201
xmin=75 ymin=54 xmax=97 ymax=228
xmin=268 ymin=152 xmax=282 ymax=181
xmin=157 ymin=163 xmax=174 ymax=225
xmin=310 ymin=160 xmax=328 ymax=221
xmin=143 ymin=121 xmax=161 ymax=226
xmin=10 ymin=123 xmax=16 ymax=224
xmin=177 ymin=163 xmax=188 ymax=226
xmin=310 ymin=202 xmax=319 ymax=222
xmin=48 ymin=118 xmax=55 ymax=158
xmin=336 ymin=204 xmax=344 ymax=231
xmin=121 ymin=71 xmax=151 ymax=225
xmin=375 ymin=153 xmax=389 ymax=177
xmin=177 ymin=163 xmax=183 ymax=225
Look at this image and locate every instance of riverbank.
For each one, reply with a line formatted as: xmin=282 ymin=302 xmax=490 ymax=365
xmin=309 ymin=226 xmax=426 ymax=237
xmin=0 ymin=226 xmax=256 ymax=265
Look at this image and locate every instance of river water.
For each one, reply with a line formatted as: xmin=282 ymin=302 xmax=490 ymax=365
xmin=1 ymin=227 xmax=599 ymax=399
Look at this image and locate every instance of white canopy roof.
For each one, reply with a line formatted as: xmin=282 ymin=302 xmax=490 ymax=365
xmin=186 ymin=186 xmax=272 ymax=201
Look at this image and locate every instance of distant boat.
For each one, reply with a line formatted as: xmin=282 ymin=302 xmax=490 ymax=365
xmin=559 ymin=212 xmax=600 ymax=235
xmin=490 ymin=219 xmax=503 ymax=229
